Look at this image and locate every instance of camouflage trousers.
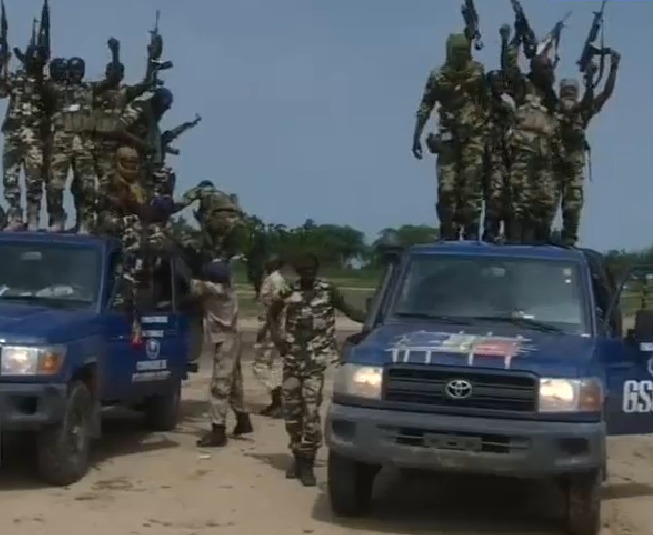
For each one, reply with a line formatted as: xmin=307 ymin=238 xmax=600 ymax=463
xmin=436 ymin=137 xmax=485 ymax=240
xmin=557 ymin=149 xmax=585 ymax=245
xmin=483 ymin=141 xmax=510 ymax=239
xmin=252 ymin=312 xmax=283 ymax=393
xmin=2 ymin=126 xmax=44 ymax=224
xmin=209 ymin=333 xmax=245 ymax=426
xmin=94 ymin=139 xmax=119 ymax=195
xmin=510 ymin=145 xmax=556 ymax=241
xmin=48 ymin=130 xmax=97 ymax=230
xmin=282 ymin=353 xmax=326 ymax=458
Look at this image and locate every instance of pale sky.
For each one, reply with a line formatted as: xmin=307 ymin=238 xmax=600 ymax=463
xmin=2 ymin=0 xmax=651 ymax=250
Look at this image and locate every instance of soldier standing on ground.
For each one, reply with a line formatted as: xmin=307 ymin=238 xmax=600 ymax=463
xmin=253 ymin=255 xmax=288 ymax=418
xmin=0 ymin=45 xmax=47 ymax=230
xmin=412 ymin=33 xmax=487 ymax=240
xmin=555 ymin=51 xmax=619 ymax=246
xmin=501 ymin=23 xmax=562 ymax=242
xmin=193 ymin=260 xmax=253 ymax=448
xmin=44 ymin=57 xmax=96 ymax=232
xmin=268 ymin=253 xmax=365 ymax=487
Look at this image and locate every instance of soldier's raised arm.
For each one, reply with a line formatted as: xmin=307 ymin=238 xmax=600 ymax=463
xmin=500 ymin=24 xmax=521 ymax=93
xmin=586 ymin=51 xmax=620 ymax=117
xmin=412 ymin=70 xmax=441 ymax=160
xmin=330 ymin=285 xmax=365 ymax=323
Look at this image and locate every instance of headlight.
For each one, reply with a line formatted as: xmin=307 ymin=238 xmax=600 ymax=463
xmin=333 ymin=363 xmax=383 ymax=400
xmin=1 ymin=345 xmax=66 ymax=376
xmin=538 ymin=378 xmax=603 ymax=413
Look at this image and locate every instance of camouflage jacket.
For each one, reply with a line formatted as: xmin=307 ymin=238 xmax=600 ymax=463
xmin=46 ymin=80 xmax=94 ymax=133
xmin=280 ymin=278 xmax=365 ymax=358
xmin=120 ymin=99 xmax=162 ymax=166
xmin=0 ymin=71 xmax=47 ymax=132
xmin=555 ymin=102 xmax=593 ymax=153
xmin=416 ymin=61 xmax=487 ymax=139
xmin=190 ymin=279 xmax=238 ymax=343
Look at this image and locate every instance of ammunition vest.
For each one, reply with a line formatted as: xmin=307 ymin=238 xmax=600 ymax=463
xmin=510 ymin=82 xmax=557 ymax=154
xmin=52 ymin=82 xmax=94 ymax=133
xmin=2 ymin=72 xmax=46 ymax=131
xmin=436 ymin=62 xmax=486 ymax=137
xmin=556 ymin=104 xmax=587 ymax=152
xmin=94 ymin=86 xmax=127 ymax=133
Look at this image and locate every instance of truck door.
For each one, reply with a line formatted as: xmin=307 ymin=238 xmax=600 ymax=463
xmin=170 ymin=255 xmax=201 ymax=371
xmin=101 ymin=255 xmax=185 ymax=401
xmin=603 ymin=265 xmax=653 ymax=435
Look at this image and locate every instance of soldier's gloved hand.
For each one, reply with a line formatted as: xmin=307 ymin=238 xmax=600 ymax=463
xmin=412 ymin=138 xmax=423 ymax=160
xmin=499 ymin=24 xmax=511 ymax=39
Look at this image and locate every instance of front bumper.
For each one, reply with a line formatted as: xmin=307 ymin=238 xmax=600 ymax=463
xmin=0 ymin=382 xmax=67 ymax=430
xmin=326 ymin=403 xmax=605 ymax=477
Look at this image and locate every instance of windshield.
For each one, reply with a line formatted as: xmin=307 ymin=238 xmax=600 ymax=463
xmin=0 ymin=243 xmax=100 ymax=308
xmin=392 ymin=253 xmax=589 ymax=334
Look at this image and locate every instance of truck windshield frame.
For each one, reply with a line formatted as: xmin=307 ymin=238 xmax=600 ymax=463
xmin=0 ymin=242 xmax=102 ymax=310
xmin=388 ymin=252 xmax=593 ymax=336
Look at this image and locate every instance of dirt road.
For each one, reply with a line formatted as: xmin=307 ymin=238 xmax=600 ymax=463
xmin=0 ymin=330 xmax=652 ymax=535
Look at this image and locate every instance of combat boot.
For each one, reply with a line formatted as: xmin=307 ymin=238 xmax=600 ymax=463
xmin=232 ymin=411 xmax=253 ymax=436
xmin=50 ymin=209 xmax=66 ymax=232
xmin=4 ymin=208 xmax=23 ymax=231
xmin=286 ymin=454 xmax=300 ymax=479
xmin=196 ymin=424 xmax=227 ymax=448
xmin=298 ymin=456 xmax=317 ymax=487
xmin=439 ymin=222 xmax=457 ymax=241
xmin=260 ymin=387 xmax=282 ymax=418
xmin=26 ymin=203 xmax=40 ymax=231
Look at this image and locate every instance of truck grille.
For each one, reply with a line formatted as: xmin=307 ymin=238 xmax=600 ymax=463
xmin=384 ymin=367 xmax=537 ymax=412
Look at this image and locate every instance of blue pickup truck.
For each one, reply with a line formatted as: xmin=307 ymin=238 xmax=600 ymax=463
xmin=0 ymin=232 xmax=200 ymax=485
xmin=326 ymin=240 xmax=653 ymax=535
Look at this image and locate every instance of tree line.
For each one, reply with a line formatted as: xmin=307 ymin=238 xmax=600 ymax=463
xmin=170 ymin=215 xmax=651 ymax=274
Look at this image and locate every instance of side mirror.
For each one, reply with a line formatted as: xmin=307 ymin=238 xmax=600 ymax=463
xmin=634 ymin=309 xmax=653 ymax=343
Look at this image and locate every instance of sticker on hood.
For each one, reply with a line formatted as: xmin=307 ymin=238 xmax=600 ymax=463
xmin=386 ymin=330 xmax=534 ymax=369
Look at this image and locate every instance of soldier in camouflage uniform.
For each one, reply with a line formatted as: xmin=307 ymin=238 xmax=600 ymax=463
xmin=193 ymin=260 xmax=253 ymax=448
xmin=412 ymin=33 xmax=487 ymax=240
xmin=44 ymin=57 xmax=96 ymax=232
xmin=268 ymin=253 xmax=365 ymax=487
xmin=555 ymin=51 xmax=620 ymax=246
xmin=179 ymin=180 xmax=244 ymax=261
xmin=501 ymin=23 xmax=562 ymax=242
xmin=483 ymin=69 xmax=514 ymax=241
xmin=0 ymin=45 xmax=47 ymax=230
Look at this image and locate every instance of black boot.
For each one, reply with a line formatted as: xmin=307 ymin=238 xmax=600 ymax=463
xmin=298 ymin=456 xmax=317 ymax=487
xmin=286 ymin=454 xmax=300 ymax=479
xmin=233 ymin=411 xmax=254 ymax=436
xmin=196 ymin=424 xmax=227 ymax=448
xmin=260 ymin=387 xmax=282 ymax=418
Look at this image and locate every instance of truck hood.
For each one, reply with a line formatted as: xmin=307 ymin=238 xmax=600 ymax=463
xmin=0 ymin=303 xmax=97 ymax=344
xmin=348 ymin=321 xmax=596 ymax=377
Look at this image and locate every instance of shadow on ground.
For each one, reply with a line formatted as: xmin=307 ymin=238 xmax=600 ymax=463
xmin=310 ymin=469 xmax=582 ymax=534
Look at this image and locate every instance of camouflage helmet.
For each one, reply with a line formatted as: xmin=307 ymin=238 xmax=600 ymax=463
xmin=114 ymin=146 xmax=140 ymax=183
xmin=559 ymin=78 xmax=579 ymax=93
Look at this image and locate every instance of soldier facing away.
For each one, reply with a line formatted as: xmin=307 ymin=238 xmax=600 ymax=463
xmin=0 ymin=44 xmax=47 ymax=230
xmin=193 ymin=260 xmax=253 ymax=448
xmin=412 ymin=32 xmax=487 ymax=240
xmin=555 ymin=51 xmax=619 ymax=246
xmin=268 ymin=252 xmax=365 ymax=487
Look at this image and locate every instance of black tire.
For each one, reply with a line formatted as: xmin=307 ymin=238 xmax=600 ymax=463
xmin=143 ymin=381 xmax=181 ymax=431
xmin=563 ymin=471 xmax=602 ymax=535
xmin=327 ymin=450 xmax=379 ymax=517
xmin=36 ymin=380 xmax=92 ymax=486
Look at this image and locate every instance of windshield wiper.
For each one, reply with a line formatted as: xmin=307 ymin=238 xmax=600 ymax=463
xmin=468 ymin=315 xmax=563 ymax=333
xmin=394 ymin=312 xmax=472 ymax=325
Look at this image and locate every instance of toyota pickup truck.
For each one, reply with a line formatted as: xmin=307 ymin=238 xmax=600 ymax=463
xmin=326 ymin=240 xmax=653 ymax=535
xmin=0 ymin=232 xmax=200 ymax=485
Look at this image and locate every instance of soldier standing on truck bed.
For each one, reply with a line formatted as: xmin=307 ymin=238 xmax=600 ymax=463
xmin=412 ymin=33 xmax=487 ymax=241
xmin=555 ymin=51 xmax=620 ymax=246
xmin=192 ymin=260 xmax=254 ymax=448
xmin=268 ymin=252 xmax=365 ymax=487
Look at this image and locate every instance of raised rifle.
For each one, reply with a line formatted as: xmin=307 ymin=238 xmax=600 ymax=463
xmin=146 ymin=10 xmax=173 ymax=85
xmin=536 ymin=11 xmax=571 ymax=68
xmin=509 ymin=0 xmax=536 ymax=60
xmin=0 ymin=0 xmax=8 ymax=68
xmin=161 ymin=113 xmax=201 ymax=155
xmin=38 ymin=0 xmax=50 ymax=60
xmin=577 ymin=0 xmax=611 ymax=89
xmin=461 ymin=0 xmax=482 ymax=51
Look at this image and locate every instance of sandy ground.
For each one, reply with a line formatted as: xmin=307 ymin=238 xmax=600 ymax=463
xmin=0 ymin=329 xmax=652 ymax=535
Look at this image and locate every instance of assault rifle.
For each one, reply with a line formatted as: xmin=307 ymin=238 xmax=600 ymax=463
xmin=577 ymin=0 xmax=611 ymax=89
xmin=461 ymin=0 xmax=482 ymax=51
xmin=0 ymin=1 xmax=8 ymax=68
xmin=146 ymin=10 xmax=173 ymax=85
xmin=536 ymin=11 xmax=571 ymax=68
xmin=509 ymin=0 xmax=536 ymax=60
xmin=161 ymin=113 xmax=201 ymax=155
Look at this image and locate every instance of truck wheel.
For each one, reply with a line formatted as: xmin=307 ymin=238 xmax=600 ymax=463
xmin=36 ymin=381 xmax=92 ymax=486
xmin=563 ymin=471 xmax=601 ymax=535
xmin=327 ymin=450 xmax=379 ymax=517
xmin=143 ymin=381 xmax=181 ymax=431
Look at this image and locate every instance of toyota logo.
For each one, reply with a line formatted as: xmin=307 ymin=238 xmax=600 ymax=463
xmin=445 ymin=379 xmax=473 ymax=400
